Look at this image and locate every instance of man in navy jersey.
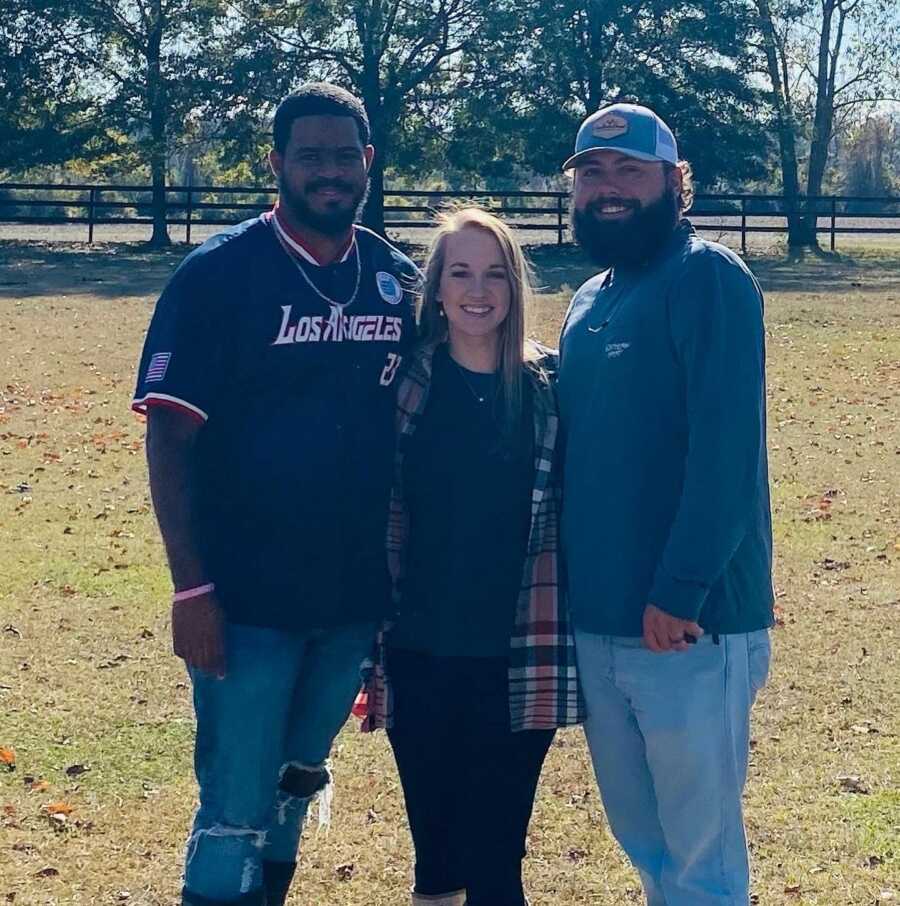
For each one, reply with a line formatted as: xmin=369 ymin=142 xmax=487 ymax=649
xmin=132 ymin=83 xmax=417 ymax=906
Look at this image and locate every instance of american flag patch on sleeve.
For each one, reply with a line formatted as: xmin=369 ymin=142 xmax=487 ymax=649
xmin=145 ymin=352 xmax=172 ymax=383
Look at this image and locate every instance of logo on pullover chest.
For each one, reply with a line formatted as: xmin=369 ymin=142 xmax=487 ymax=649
xmin=272 ymin=305 xmax=403 ymax=345
xmin=605 ymin=342 xmax=631 ymax=359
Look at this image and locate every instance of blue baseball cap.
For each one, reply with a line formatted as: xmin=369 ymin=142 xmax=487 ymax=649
xmin=562 ymin=103 xmax=678 ymax=170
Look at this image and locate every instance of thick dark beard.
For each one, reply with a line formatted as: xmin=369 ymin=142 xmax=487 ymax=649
xmin=572 ymin=188 xmax=680 ymax=269
xmin=279 ymin=176 xmax=369 ymax=236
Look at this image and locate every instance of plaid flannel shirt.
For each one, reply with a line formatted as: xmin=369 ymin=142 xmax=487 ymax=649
xmin=359 ymin=342 xmax=585 ymax=733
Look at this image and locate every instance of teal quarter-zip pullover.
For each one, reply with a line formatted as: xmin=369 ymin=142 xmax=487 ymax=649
xmin=558 ymin=220 xmax=774 ymax=636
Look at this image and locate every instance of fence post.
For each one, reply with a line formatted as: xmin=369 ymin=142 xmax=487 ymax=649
xmin=830 ymin=196 xmax=836 ymax=252
xmin=557 ymin=194 xmax=564 ymax=245
xmin=88 ymin=187 xmax=97 ymax=244
xmin=741 ymin=196 xmax=747 ymax=255
xmin=185 ymin=185 xmax=193 ymax=245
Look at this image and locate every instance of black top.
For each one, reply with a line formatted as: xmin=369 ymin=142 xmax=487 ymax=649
xmin=132 ymin=216 xmax=418 ymax=631
xmin=390 ymin=345 xmax=534 ymax=657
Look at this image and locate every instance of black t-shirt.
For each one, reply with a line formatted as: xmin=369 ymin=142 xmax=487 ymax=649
xmin=389 ymin=346 xmax=534 ymax=657
xmin=132 ymin=215 xmax=418 ymax=631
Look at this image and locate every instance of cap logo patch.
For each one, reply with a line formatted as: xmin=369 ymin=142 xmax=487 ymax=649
xmin=376 ymin=271 xmax=403 ymax=305
xmin=592 ymin=114 xmax=628 ymax=139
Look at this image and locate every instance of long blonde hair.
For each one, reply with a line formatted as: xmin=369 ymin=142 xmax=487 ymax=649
xmin=419 ymin=206 xmax=537 ymax=449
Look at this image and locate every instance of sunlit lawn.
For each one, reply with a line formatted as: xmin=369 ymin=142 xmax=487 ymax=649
xmin=1 ymin=239 xmax=898 ymax=905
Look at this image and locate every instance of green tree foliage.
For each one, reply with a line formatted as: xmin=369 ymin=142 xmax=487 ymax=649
xmin=442 ymin=0 xmax=768 ymax=188
xmin=6 ymin=0 xmax=898 ymax=238
xmin=0 ymin=3 xmax=96 ymax=175
xmin=28 ymin=0 xmax=229 ymax=245
xmin=839 ymin=114 xmax=900 ymax=198
xmin=218 ymin=0 xmax=503 ymax=232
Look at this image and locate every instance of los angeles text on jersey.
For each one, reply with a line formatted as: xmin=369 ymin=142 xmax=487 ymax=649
xmin=272 ymin=306 xmax=404 ymax=345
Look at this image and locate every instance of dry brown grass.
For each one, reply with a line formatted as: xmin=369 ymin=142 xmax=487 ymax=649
xmin=1 ymin=239 xmax=898 ymax=906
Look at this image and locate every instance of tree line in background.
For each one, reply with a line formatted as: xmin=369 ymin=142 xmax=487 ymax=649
xmin=1 ymin=0 xmax=899 ymax=247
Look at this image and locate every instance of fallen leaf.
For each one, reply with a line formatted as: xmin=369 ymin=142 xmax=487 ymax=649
xmin=850 ymin=724 xmax=879 ymax=735
xmin=98 ymin=654 xmax=130 ymax=669
xmin=34 ymin=867 xmax=59 ymax=878
xmin=65 ymin=764 xmax=89 ymax=778
xmin=29 ymin=780 xmax=50 ymax=793
xmin=45 ymin=801 xmax=75 ymax=817
xmin=784 ymin=883 xmax=802 ymax=896
xmin=0 ymin=748 xmax=15 ymax=770
xmin=837 ymin=774 xmax=870 ymax=794
xmin=335 ymin=862 xmax=355 ymax=881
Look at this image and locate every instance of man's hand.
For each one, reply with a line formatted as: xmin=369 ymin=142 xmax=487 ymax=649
xmin=172 ymin=593 xmax=226 ymax=678
xmin=642 ymin=604 xmax=703 ymax=653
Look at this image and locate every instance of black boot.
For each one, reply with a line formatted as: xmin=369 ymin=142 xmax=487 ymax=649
xmin=182 ymin=888 xmax=266 ymax=906
xmin=262 ymin=860 xmax=297 ymax=906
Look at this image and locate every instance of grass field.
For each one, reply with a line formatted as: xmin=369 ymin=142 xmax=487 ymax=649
xmin=1 ymin=238 xmax=898 ymax=906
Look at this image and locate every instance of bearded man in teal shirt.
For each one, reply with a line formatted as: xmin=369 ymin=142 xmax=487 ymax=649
xmin=557 ymin=103 xmax=774 ymax=906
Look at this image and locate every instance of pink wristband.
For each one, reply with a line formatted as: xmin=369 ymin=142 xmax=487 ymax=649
xmin=173 ymin=582 xmax=215 ymax=602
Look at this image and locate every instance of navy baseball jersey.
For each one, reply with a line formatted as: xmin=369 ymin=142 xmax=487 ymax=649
xmin=132 ymin=213 xmax=419 ymax=631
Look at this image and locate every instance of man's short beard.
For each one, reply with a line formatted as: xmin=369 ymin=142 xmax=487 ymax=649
xmin=279 ymin=176 xmax=369 ymax=236
xmin=572 ymin=187 xmax=681 ymax=269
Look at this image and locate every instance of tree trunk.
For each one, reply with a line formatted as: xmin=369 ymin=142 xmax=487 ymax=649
xmin=363 ymin=148 xmax=386 ymax=235
xmin=149 ymin=154 xmax=170 ymax=246
xmin=585 ymin=3 xmax=604 ymax=112
xmin=797 ymin=135 xmax=832 ymax=248
xmin=796 ymin=0 xmax=840 ymax=250
xmin=779 ymin=119 xmax=807 ymax=247
xmin=754 ymin=0 xmax=813 ymax=249
xmin=147 ymin=0 xmax=170 ymax=247
xmin=788 ymin=210 xmax=818 ymax=247
xmin=362 ymin=97 xmax=388 ymax=236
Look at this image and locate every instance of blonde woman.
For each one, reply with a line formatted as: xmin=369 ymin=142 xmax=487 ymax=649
xmin=360 ymin=208 xmax=583 ymax=906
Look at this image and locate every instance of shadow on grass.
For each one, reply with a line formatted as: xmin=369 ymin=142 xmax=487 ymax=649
xmin=0 ymin=240 xmax=189 ymax=300
xmin=2 ymin=237 xmax=900 ymax=302
xmin=527 ymin=241 xmax=900 ymax=296
xmin=750 ymin=247 xmax=900 ymax=295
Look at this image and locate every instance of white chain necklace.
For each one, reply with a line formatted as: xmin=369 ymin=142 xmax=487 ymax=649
xmin=272 ymin=213 xmax=361 ymax=310
xmin=287 ymin=239 xmax=362 ymax=311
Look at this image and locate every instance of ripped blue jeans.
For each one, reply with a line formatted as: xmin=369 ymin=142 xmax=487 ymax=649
xmin=183 ymin=621 xmax=376 ymax=902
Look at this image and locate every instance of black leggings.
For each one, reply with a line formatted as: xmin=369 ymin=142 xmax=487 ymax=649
xmin=386 ymin=648 xmax=555 ymax=906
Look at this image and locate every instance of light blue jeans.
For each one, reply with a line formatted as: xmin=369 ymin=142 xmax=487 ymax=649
xmin=575 ymin=629 xmax=771 ymax=906
xmin=183 ymin=621 xmax=376 ymax=903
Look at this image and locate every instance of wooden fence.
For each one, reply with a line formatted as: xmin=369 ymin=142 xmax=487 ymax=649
xmin=2 ymin=182 xmax=900 ymax=252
